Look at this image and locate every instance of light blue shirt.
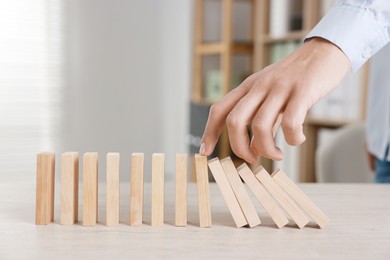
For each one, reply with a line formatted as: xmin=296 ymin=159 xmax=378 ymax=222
xmin=306 ymin=0 xmax=390 ymax=160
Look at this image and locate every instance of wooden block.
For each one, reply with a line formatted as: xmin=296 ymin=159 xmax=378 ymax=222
xmin=130 ymin=153 xmax=144 ymax=226
xmin=60 ymin=152 xmax=79 ymax=225
xmin=237 ymin=164 xmax=288 ymax=228
xmin=36 ymin=152 xmax=55 ymax=225
xmin=82 ymin=152 xmax=98 ymax=226
xmin=195 ymin=154 xmax=212 ymax=228
xmin=106 ymin=153 xmax=120 ymax=227
xmin=272 ymin=169 xmax=330 ymax=228
xmin=255 ymin=166 xmax=309 ymax=229
xmin=175 ymin=154 xmax=187 ymax=227
xmin=220 ymin=157 xmax=261 ymax=228
xmin=151 ymin=153 xmax=165 ymax=227
xmin=208 ymin=158 xmax=247 ymax=228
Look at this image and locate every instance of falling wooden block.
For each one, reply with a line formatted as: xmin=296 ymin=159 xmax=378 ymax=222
xmin=60 ymin=152 xmax=79 ymax=225
xmin=272 ymin=169 xmax=330 ymax=228
xmin=175 ymin=154 xmax=187 ymax=227
xmin=151 ymin=153 xmax=165 ymax=227
xmin=106 ymin=153 xmax=120 ymax=227
xmin=220 ymin=157 xmax=261 ymax=228
xmin=82 ymin=152 xmax=98 ymax=226
xmin=255 ymin=166 xmax=309 ymax=229
xmin=130 ymin=153 xmax=144 ymax=226
xmin=237 ymin=164 xmax=288 ymax=228
xmin=208 ymin=158 xmax=247 ymax=228
xmin=195 ymin=154 xmax=212 ymax=228
xmin=36 ymin=152 xmax=55 ymax=225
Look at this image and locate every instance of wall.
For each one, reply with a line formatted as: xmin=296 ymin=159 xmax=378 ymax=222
xmin=63 ymin=0 xmax=192 ymax=181
xmin=160 ymin=0 xmax=193 ymax=180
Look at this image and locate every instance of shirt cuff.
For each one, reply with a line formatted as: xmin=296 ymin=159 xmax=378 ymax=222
xmin=306 ymin=4 xmax=390 ymax=72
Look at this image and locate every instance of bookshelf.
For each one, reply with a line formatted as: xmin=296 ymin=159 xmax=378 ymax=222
xmin=191 ymin=0 xmax=369 ymax=182
xmin=191 ymin=0 xmax=256 ymax=178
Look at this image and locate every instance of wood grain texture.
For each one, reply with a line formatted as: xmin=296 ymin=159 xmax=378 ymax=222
xmin=130 ymin=153 xmax=144 ymax=226
xmin=255 ymin=166 xmax=309 ymax=229
xmin=106 ymin=153 xmax=120 ymax=227
xmin=208 ymin=158 xmax=247 ymax=228
xmin=36 ymin=152 xmax=55 ymax=225
xmin=220 ymin=157 xmax=261 ymax=228
xmin=195 ymin=154 xmax=212 ymax=227
xmin=8 ymin=181 xmax=390 ymax=259
xmin=272 ymin=169 xmax=330 ymax=228
xmin=82 ymin=152 xmax=98 ymax=226
xmin=175 ymin=154 xmax=187 ymax=227
xmin=237 ymin=163 xmax=288 ymax=228
xmin=151 ymin=153 xmax=165 ymax=227
xmin=60 ymin=152 xmax=79 ymax=225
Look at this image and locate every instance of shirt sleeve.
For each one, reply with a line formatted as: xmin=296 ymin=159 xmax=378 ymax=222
xmin=305 ymin=0 xmax=390 ymax=72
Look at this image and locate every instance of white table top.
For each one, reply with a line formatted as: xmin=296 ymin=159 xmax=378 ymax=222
xmin=1 ymin=179 xmax=390 ymax=259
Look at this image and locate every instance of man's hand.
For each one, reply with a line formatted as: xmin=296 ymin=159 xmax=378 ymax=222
xmin=199 ymin=37 xmax=351 ymax=163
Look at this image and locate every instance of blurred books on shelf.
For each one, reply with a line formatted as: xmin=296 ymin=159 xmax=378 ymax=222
xmin=269 ymin=0 xmax=303 ymax=37
xmin=270 ymin=41 xmax=301 ymax=63
xmin=205 ymin=70 xmax=249 ymax=102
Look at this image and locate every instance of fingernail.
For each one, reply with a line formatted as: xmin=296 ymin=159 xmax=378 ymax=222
xmin=199 ymin=143 xmax=206 ymax=155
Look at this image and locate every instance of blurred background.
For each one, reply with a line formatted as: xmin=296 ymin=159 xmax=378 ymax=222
xmin=0 ymin=0 xmax=373 ymax=183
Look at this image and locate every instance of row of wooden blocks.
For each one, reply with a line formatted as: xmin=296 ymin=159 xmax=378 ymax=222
xmin=36 ymin=152 xmax=329 ymax=228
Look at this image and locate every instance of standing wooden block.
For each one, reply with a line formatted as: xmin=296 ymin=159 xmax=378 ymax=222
xmin=208 ymin=158 xmax=247 ymax=228
xmin=255 ymin=166 xmax=309 ymax=229
xmin=130 ymin=153 xmax=144 ymax=226
xmin=82 ymin=152 xmax=98 ymax=226
xmin=237 ymin=164 xmax=288 ymax=228
xmin=195 ymin=154 xmax=212 ymax=228
xmin=175 ymin=154 xmax=187 ymax=227
xmin=151 ymin=153 xmax=165 ymax=227
xmin=106 ymin=153 xmax=120 ymax=227
xmin=272 ymin=169 xmax=330 ymax=228
xmin=60 ymin=152 xmax=79 ymax=225
xmin=36 ymin=152 xmax=55 ymax=225
xmin=220 ymin=157 xmax=261 ymax=228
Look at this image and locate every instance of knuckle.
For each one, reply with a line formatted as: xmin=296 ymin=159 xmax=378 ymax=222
xmin=209 ymin=103 xmax=222 ymax=118
xmin=251 ymin=122 xmax=268 ymax=136
xmin=243 ymin=73 xmax=256 ymax=83
xmin=282 ymin=118 xmax=303 ymax=146
xmin=282 ymin=117 xmax=299 ymax=133
xmin=231 ymin=145 xmax=247 ymax=159
xmin=226 ymin=113 xmax=241 ymax=129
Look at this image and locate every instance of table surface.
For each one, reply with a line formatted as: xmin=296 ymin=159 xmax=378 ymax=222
xmin=0 ymin=178 xmax=390 ymax=260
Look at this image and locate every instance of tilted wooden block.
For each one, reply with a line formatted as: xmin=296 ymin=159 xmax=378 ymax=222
xmin=60 ymin=152 xmax=79 ymax=225
xmin=82 ymin=152 xmax=98 ymax=226
xmin=255 ymin=166 xmax=309 ymax=229
xmin=175 ymin=154 xmax=188 ymax=227
xmin=220 ymin=157 xmax=261 ymax=228
xmin=151 ymin=153 xmax=165 ymax=227
xmin=195 ymin=154 xmax=212 ymax=228
xmin=272 ymin=169 xmax=330 ymax=228
xmin=208 ymin=158 xmax=247 ymax=228
xmin=36 ymin=152 xmax=55 ymax=225
xmin=106 ymin=153 xmax=120 ymax=227
xmin=130 ymin=153 xmax=144 ymax=226
xmin=237 ymin=164 xmax=288 ymax=228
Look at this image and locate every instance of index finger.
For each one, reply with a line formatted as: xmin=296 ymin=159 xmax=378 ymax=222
xmin=200 ymin=76 xmax=255 ymax=156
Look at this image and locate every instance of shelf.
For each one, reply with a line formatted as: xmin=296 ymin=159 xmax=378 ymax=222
xmin=191 ymin=97 xmax=215 ymax=106
xmin=195 ymin=42 xmax=253 ymax=55
xmin=261 ymin=31 xmax=308 ymax=44
xmin=305 ymin=116 xmax=360 ymax=128
xmin=232 ymin=43 xmax=254 ymax=53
